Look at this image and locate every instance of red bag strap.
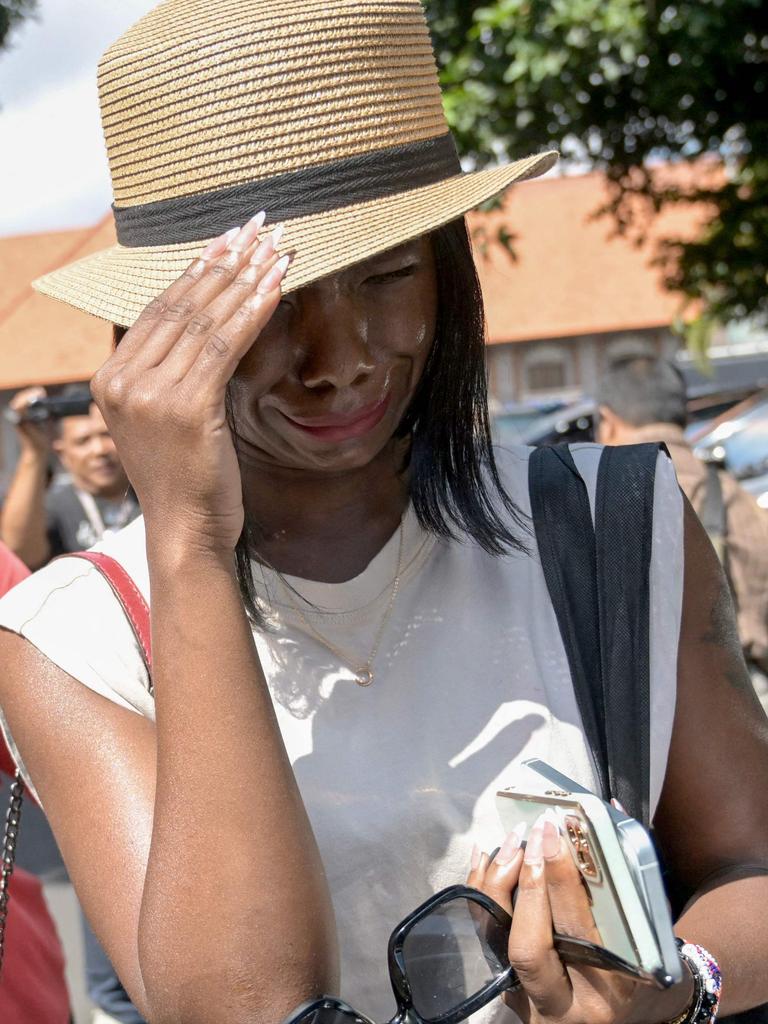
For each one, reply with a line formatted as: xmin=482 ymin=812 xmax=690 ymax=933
xmin=1 ymin=553 xmax=153 ymax=952
xmin=1 ymin=553 xmax=152 ymax=790
xmin=69 ymin=552 xmax=153 ymax=678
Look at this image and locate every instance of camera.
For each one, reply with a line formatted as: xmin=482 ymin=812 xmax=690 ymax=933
xmin=5 ymin=394 xmax=93 ymax=425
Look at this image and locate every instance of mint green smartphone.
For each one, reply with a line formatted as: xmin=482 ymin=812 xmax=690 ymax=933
xmin=496 ymin=759 xmax=682 ymax=988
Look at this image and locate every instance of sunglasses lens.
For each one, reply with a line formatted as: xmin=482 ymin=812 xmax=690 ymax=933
xmin=402 ymin=896 xmax=509 ymax=1020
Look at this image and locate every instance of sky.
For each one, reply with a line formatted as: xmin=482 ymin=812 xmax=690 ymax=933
xmin=0 ymin=0 xmax=563 ymax=241
xmin=0 ymin=0 xmax=157 ymax=237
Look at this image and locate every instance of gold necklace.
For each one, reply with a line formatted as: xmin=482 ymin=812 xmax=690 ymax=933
xmin=278 ymin=523 xmax=405 ymax=687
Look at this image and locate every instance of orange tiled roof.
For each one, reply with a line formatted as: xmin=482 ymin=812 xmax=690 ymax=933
xmin=0 ymin=163 xmax=714 ymax=388
xmin=0 ymin=216 xmax=116 ymax=389
xmin=470 ymin=162 xmax=715 ymax=344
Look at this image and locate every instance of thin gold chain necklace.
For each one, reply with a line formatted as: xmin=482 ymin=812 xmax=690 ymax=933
xmin=277 ymin=523 xmax=405 ymax=687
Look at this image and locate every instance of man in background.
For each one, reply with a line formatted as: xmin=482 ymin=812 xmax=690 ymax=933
xmin=1 ymin=384 xmax=139 ymax=569
xmin=597 ymin=355 xmax=768 ymax=688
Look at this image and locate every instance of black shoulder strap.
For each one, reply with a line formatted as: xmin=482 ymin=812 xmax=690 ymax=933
xmin=531 ymin=445 xmax=768 ymax=1024
xmin=528 ymin=444 xmax=610 ymax=802
xmin=529 ymin=443 xmax=663 ymax=826
xmin=594 ymin=443 xmax=661 ymax=827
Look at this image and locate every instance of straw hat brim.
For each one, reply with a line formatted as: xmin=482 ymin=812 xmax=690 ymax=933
xmin=33 ymin=150 xmax=557 ymax=328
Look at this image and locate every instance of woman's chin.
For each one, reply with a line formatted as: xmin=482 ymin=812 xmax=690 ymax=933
xmin=285 ymin=438 xmax=390 ymax=473
xmin=236 ymin=432 xmax=392 ymax=476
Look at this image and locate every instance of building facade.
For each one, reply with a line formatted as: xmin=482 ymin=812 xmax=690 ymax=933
xmin=468 ymin=163 xmax=724 ymax=411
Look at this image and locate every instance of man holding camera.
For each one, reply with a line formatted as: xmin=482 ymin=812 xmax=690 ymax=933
xmin=0 ymin=384 xmax=139 ymax=570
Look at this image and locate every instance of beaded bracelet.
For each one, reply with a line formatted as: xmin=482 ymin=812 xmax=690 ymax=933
xmin=667 ymin=938 xmax=722 ymax=1024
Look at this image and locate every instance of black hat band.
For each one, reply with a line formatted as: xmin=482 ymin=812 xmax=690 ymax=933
xmin=113 ymin=133 xmax=462 ymax=247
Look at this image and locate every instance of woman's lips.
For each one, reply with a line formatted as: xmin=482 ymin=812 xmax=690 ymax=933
xmin=281 ymin=395 xmax=391 ymax=442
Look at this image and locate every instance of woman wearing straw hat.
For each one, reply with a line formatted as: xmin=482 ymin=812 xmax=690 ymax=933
xmin=0 ymin=2 xmax=767 ymax=1024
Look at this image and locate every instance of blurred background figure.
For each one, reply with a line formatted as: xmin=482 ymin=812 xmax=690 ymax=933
xmin=0 ymin=538 xmax=71 ymax=1024
xmin=0 ymin=383 xmax=143 ymax=1024
xmin=0 ymin=384 xmax=139 ymax=569
xmin=597 ymin=355 xmax=768 ymax=704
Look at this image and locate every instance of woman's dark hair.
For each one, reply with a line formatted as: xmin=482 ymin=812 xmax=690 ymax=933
xmin=114 ymin=217 xmax=529 ymax=624
xmin=404 ymin=218 xmax=529 ymax=543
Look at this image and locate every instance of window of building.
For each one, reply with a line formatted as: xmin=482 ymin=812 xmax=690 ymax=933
xmin=527 ymin=360 xmax=567 ymax=392
xmin=523 ymin=343 xmax=574 ymax=395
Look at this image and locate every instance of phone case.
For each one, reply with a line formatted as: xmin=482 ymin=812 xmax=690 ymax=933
xmin=496 ymin=760 xmax=681 ymax=987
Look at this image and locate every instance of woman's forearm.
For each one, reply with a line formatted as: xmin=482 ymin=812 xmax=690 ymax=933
xmin=676 ymin=873 xmax=768 ymax=1016
xmin=138 ymin=539 xmax=338 ymax=1024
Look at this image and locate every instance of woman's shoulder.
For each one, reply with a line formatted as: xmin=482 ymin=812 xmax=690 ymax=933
xmin=0 ymin=515 xmax=152 ymax=718
xmin=492 ymin=440 xmax=607 ymax=477
xmin=492 ymin=441 xmax=680 ymax=520
xmin=0 ymin=515 xmax=148 ymax=628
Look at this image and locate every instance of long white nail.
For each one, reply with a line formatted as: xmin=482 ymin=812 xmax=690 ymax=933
xmin=495 ymin=821 xmax=527 ymax=865
xmin=470 ymin=843 xmax=481 ymax=871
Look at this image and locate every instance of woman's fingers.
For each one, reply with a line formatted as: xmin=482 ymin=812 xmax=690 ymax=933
xmin=507 ymin=824 xmax=574 ymax=1019
xmin=477 ymin=824 xmax=527 ymax=913
xmin=105 ymin=213 xmax=272 ymax=377
xmin=475 ymin=818 xmax=638 ymax=1023
xmin=543 ymin=819 xmax=637 ymax=1012
xmin=543 ymin=819 xmax=603 ymax=945
xmin=467 ymin=845 xmax=491 ymax=889
xmin=136 ymin=215 xmax=272 ymax=371
xmin=106 ymin=225 xmax=241 ymax=367
xmin=159 ymin=230 xmax=283 ymax=381
xmin=180 ymin=252 xmax=290 ymax=397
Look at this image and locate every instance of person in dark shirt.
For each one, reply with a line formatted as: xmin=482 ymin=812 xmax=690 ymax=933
xmin=1 ymin=383 xmax=140 ymax=568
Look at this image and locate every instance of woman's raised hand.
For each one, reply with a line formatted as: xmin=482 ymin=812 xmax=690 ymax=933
xmin=90 ymin=212 xmax=289 ymax=557
xmin=468 ymin=819 xmax=640 ymax=1024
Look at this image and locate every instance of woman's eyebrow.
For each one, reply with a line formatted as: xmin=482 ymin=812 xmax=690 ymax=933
xmin=360 ymin=243 xmax=422 ymax=270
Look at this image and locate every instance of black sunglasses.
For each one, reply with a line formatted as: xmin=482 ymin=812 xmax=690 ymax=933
xmin=283 ymin=885 xmax=515 ymax=1024
xmin=281 ymin=883 xmax=656 ymax=1024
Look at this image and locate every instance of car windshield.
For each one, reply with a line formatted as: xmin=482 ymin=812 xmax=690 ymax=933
xmin=695 ymin=397 xmax=768 ymax=479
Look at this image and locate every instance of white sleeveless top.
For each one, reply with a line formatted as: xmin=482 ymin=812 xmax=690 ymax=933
xmin=0 ymin=444 xmax=683 ymax=1023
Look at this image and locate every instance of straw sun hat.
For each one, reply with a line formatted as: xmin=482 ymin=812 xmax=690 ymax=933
xmin=34 ymin=0 xmax=557 ymax=327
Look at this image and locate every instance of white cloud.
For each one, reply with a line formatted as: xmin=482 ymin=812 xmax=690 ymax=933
xmin=0 ymin=0 xmax=158 ymax=236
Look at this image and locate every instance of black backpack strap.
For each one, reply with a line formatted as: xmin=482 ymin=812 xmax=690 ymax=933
xmin=595 ymin=443 xmax=663 ymax=828
xmin=532 ymin=444 xmax=766 ymax=1023
xmin=529 ymin=442 xmax=665 ymax=823
xmin=528 ymin=445 xmax=610 ymax=801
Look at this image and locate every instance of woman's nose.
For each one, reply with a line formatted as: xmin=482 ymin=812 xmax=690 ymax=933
xmin=297 ymin=306 xmax=376 ymax=391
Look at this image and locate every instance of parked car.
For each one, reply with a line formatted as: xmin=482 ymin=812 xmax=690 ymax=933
xmin=518 ymin=399 xmax=596 ymax=446
xmin=502 ymin=383 xmax=762 ymax=449
xmin=690 ymin=390 xmax=768 ymax=508
xmin=491 ymin=400 xmax=566 ymax=445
